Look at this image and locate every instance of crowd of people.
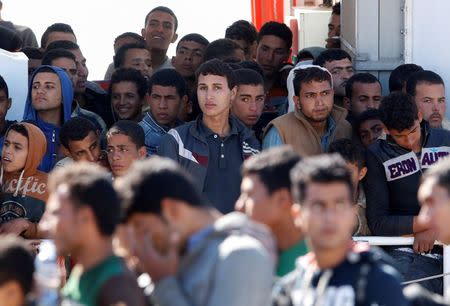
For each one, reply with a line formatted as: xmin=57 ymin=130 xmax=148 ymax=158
xmin=1 ymin=1 xmax=450 ymax=305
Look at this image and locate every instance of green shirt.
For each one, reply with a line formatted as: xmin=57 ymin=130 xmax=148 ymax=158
xmin=276 ymin=239 xmax=308 ymax=277
xmin=61 ymin=255 xmax=126 ymax=306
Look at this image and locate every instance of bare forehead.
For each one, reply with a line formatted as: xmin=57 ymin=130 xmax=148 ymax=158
xmin=259 ymin=35 xmax=288 ymax=50
xmin=125 ymin=48 xmax=151 ymax=58
xmin=146 ymin=11 xmax=176 ymax=26
xmin=198 ymin=74 xmax=228 ymax=84
xmin=33 ymin=72 xmax=61 ymax=83
xmin=52 ymin=57 xmax=76 ymax=68
xmin=324 ymin=58 xmax=352 ymax=69
xmin=112 ymin=81 xmax=138 ymax=93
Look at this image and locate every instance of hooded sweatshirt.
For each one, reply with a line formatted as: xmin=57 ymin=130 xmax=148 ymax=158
xmin=0 ymin=123 xmax=48 ymax=224
xmin=23 ymin=65 xmax=73 ymax=172
xmin=152 ymin=212 xmax=275 ymax=306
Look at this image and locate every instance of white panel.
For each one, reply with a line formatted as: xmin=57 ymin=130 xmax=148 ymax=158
xmin=294 ymin=8 xmax=331 ymax=50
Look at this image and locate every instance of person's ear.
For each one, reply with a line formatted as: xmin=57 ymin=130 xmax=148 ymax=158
xmin=6 ymin=98 xmax=11 ymax=110
xmin=358 ymin=166 xmax=368 ymax=181
xmin=343 ymin=97 xmax=351 ymax=111
xmin=161 ymin=198 xmax=179 ymax=222
xmin=291 ymin=203 xmax=303 ymax=228
xmin=230 ymin=86 xmax=238 ymax=104
xmin=61 ymin=145 xmax=71 ymax=158
xmin=293 ymin=95 xmax=301 ymax=110
xmin=141 ymin=28 xmax=146 ymax=38
xmin=418 ymin=111 xmax=423 ymax=123
xmin=171 ymin=33 xmax=178 ymax=43
xmin=273 ymin=188 xmax=292 ymax=210
xmin=138 ymin=146 xmax=147 ymax=159
xmin=382 ymin=123 xmax=390 ymax=135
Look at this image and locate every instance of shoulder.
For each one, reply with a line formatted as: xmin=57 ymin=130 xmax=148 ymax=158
xmin=98 ymin=272 xmax=145 ymax=306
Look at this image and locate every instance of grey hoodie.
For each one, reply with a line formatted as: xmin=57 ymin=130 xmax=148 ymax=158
xmin=153 ymin=212 xmax=275 ymax=306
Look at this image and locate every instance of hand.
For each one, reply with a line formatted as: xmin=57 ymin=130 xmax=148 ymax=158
xmin=413 ymin=228 xmax=437 ymax=254
xmin=0 ymin=218 xmax=32 ymax=237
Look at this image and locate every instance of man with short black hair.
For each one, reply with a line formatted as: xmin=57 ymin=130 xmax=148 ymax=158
xmin=204 ymin=38 xmax=245 ymax=62
xmin=314 ymin=48 xmax=354 ymax=107
xmin=142 ymin=6 xmax=178 ymax=72
xmin=113 ymin=43 xmax=152 ymax=80
xmin=41 ymin=23 xmax=76 ymax=49
xmin=225 ymin=20 xmax=258 ymax=60
xmin=41 ymin=163 xmax=145 ymax=306
xmin=406 ymin=70 xmax=447 ymax=129
xmin=263 ymin=66 xmax=352 ymax=156
xmin=115 ymin=156 xmax=274 ymax=306
xmin=365 ymin=91 xmax=450 ymax=293
xmin=159 ymin=59 xmax=260 ymax=214
xmin=272 ymin=154 xmax=407 ymax=306
xmin=140 ymin=69 xmax=187 ymax=155
xmin=326 ymin=2 xmax=341 ymax=48
xmin=353 ymin=108 xmax=383 ymax=148
xmin=238 ymin=146 xmax=307 ymax=276
xmin=388 ymin=63 xmax=423 ymax=93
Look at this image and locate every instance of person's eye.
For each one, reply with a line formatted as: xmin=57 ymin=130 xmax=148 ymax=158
xmin=241 ymin=97 xmax=250 ymax=103
xmin=32 ymin=84 xmax=39 ymax=89
xmin=213 ymin=85 xmax=222 ymax=90
xmin=198 ymin=86 xmax=207 ymax=91
xmin=321 ymin=91 xmax=329 ymax=96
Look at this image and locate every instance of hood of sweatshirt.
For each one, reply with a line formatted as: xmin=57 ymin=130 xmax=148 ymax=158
xmin=23 ymin=65 xmax=73 ymax=125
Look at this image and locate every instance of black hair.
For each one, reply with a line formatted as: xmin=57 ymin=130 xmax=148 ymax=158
xmin=379 ymin=91 xmax=418 ymax=131
xmin=145 ymin=6 xmax=178 ymax=31
xmin=116 ymin=157 xmax=205 ymax=221
xmin=0 ymin=25 xmax=22 ymax=51
xmin=388 ymin=63 xmax=423 ymax=93
xmin=196 ymin=59 xmax=235 ymax=89
xmin=332 ymin=2 xmax=341 ymax=15
xmin=109 ymin=68 xmax=148 ymax=99
xmin=313 ymin=48 xmax=352 ymax=67
xmin=353 ymin=108 xmax=381 ymax=133
xmin=41 ymin=23 xmax=75 ymax=48
xmin=421 ymin=157 xmax=450 ymax=197
xmin=114 ymin=32 xmax=144 ymax=46
xmin=113 ymin=42 xmax=148 ymax=69
xmin=345 ymin=73 xmax=381 ymax=99
xmin=107 ymin=120 xmax=145 ymax=149
xmin=225 ymin=20 xmax=258 ymax=56
xmin=49 ymin=163 xmax=120 ymax=236
xmin=328 ymin=139 xmax=366 ymax=169
xmin=296 ymin=50 xmax=314 ymax=62
xmin=291 ymin=154 xmax=353 ymax=203
xmin=22 ymin=47 xmax=44 ymax=60
xmin=6 ymin=123 xmax=28 ymax=140
xmin=41 ymin=48 xmax=76 ymax=66
xmin=238 ymin=60 xmax=264 ymax=78
xmin=234 ymin=68 xmax=264 ymax=87
xmin=204 ymin=38 xmax=243 ymax=62
xmin=0 ymin=236 xmax=34 ymax=295
xmin=60 ymin=117 xmax=97 ymax=149
xmin=242 ymin=146 xmax=301 ymax=194
xmin=257 ymin=21 xmax=292 ymax=49
xmin=176 ymin=33 xmax=209 ymax=50
xmin=46 ymin=40 xmax=79 ymax=52
xmin=0 ymin=75 xmax=9 ymax=99
xmin=293 ymin=67 xmax=332 ymax=96
xmin=406 ymin=70 xmax=445 ymax=97
xmin=149 ymin=69 xmax=187 ymax=97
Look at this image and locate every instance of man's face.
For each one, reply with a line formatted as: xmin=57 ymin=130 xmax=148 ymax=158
xmin=69 ymin=48 xmax=88 ymax=94
xmin=418 ymin=179 xmax=450 ymax=244
xmin=2 ymin=130 xmax=28 ymax=173
xmin=326 ymin=13 xmax=340 ymax=49
xmin=127 ymin=212 xmax=171 ymax=254
xmin=51 ymin=57 xmax=78 ymax=88
xmin=107 ymin=134 xmax=145 ymax=177
xmin=123 ymin=48 xmax=152 ymax=79
xmin=349 ymin=82 xmax=382 ymax=115
xmin=414 ymin=83 xmax=446 ymax=128
xmin=294 ymin=80 xmax=334 ymax=123
xmin=45 ymin=31 xmax=76 ymax=48
xmin=358 ymin=118 xmax=383 ymax=148
xmin=142 ymin=11 xmax=178 ymax=52
xmin=236 ymin=174 xmax=282 ymax=229
xmin=197 ymin=74 xmax=236 ymax=118
xmin=67 ymin=131 xmax=101 ymax=163
xmin=231 ymin=84 xmax=265 ymax=127
xmin=111 ymin=81 xmax=144 ymax=122
xmin=388 ymin=119 xmax=422 ymax=152
xmin=296 ymin=182 xmax=355 ymax=251
xmin=0 ymin=89 xmax=11 ymax=122
xmin=256 ymin=35 xmax=290 ymax=79
xmin=172 ymin=40 xmax=206 ymax=78
xmin=31 ymin=72 xmax=62 ymax=113
xmin=323 ymin=58 xmax=353 ymax=97
xmin=149 ymin=85 xmax=182 ymax=127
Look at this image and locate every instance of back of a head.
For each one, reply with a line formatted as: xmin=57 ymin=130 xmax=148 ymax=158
xmin=389 ymin=63 xmax=423 ymax=93
xmin=60 ymin=117 xmax=97 ymax=149
xmin=313 ymin=48 xmax=352 ymax=67
xmin=0 ymin=74 xmax=9 ymax=99
xmin=234 ymin=68 xmax=264 ymax=87
xmin=405 ymin=70 xmax=444 ymax=97
xmin=196 ymin=59 xmax=235 ymax=89
xmin=332 ymin=2 xmax=341 ymax=15
xmin=345 ymin=73 xmax=381 ymax=99
xmin=109 ymin=67 xmax=148 ymax=99
xmin=41 ymin=48 xmax=76 ymax=66
xmin=116 ymin=156 xmax=205 ymax=221
xmin=113 ymin=42 xmax=147 ymax=69
xmin=379 ymin=91 xmax=418 ymax=131
xmin=0 ymin=236 xmax=34 ymax=296
xmin=238 ymin=60 xmax=264 ymax=77
xmin=177 ymin=33 xmax=209 ymax=50
xmin=45 ymin=40 xmax=79 ymax=52
xmin=290 ymin=153 xmax=353 ymax=203
xmin=107 ymin=120 xmax=145 ymax=149
xmin=225 ymin=20 xmax=258 ymax=45
xmin=114 ymin=32 xmax=145 ymax=47
xmin=41 ymin=23 xmax=75 ymax=49
xmin=149 ymin=68 xmax=187 ymax=97
xmin=293 ymin=66 xmax=332 ymax=96
xmin=204 ymin=38 xmax=243 ymax=62
xmin=328 ymin=138 xmax=366 ymax=169
xmin=48 ymin=162 xmax=120 ymax=235
xmin=0 ymin=25 xmax=22 ymax=51
xmin=145 ymin=6 xmax=178 ymax=31
xmin=257 ymin=21 xmax=293 ymax=49
xmin=22 ymin=47 xmax=44 ymax=60
xmin=242 ymin=146 xmax=301 ymax=194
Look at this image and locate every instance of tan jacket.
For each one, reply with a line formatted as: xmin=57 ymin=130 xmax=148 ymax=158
xmin=265 ymin=105 xmax=352 ymax=156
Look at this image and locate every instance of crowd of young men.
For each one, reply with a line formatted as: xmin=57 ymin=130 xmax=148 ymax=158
xmin=2 ymin=1 xmax=450 ymax=305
